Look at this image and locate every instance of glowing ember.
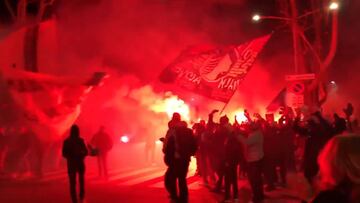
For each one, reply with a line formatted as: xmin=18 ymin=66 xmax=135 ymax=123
xmin=120 ymin=135 xmax=129 ymax=143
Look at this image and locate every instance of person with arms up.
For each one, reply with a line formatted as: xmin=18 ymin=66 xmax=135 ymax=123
xmin=236 ymin=111 xmax=265 ymax=203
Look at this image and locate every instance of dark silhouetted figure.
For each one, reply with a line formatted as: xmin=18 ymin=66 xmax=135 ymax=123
xmin=212 ymin=115 xmax=231 ymax=193
xmin=223 ymin=123 xmax=242 ymax=202
xmin=163 ymin=117 xmax=197 ymax=203
xmin=62 ymin=125 xmax=88 ymax=203
xmin=0 ymin=127 xmax=7 ymax=172
xmin=91 ymin=126 xmax=113 ymax=178
xmin=262 ymin=120 xmax=278 ymax=191
xmin=293 ymin=111 xmax=333 ymax=185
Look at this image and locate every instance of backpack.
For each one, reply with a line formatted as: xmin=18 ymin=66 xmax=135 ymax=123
xmin=175 ymin=127 xmax=198 ymax=159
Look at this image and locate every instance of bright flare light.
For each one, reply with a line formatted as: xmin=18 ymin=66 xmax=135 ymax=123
xmin=329 ymin=2 xmax=339 ymax=10
xmin=150 ymin=92 xmax=191 ymax=122
xmin=120 ymin=135 xmax=129 ymax=143
xmin=232 ymin=109 xmax=248 ymax=123
xmin=252 ymin=14 xmax=261 ymax=21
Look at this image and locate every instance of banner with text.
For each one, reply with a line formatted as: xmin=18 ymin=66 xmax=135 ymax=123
xmin=160 ymin=34 xmax=271 ymax=102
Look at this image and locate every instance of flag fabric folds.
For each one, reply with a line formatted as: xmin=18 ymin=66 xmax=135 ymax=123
xmin=266 ymin=88 xmax=287 ymax=112
xmin=160 ymin=34 xmax=271 ymax=103
xmin=0 ymin=67 xmax=107 ymax=141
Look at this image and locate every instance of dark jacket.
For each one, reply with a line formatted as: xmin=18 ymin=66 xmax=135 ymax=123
xmin=91 ymin=131 xmax=113 ymax=153
xmin=224 ymin=133 xmax=243 ymax=166
xmin=62 ymin=136 xmax=88 ymax=173
xmin=164 ymin=126 xmax=197 ymax=165
xmin=312 ymin=189 xmax=349 ymax=203
xmin=293 ymin=115 xmax=333 ymax=179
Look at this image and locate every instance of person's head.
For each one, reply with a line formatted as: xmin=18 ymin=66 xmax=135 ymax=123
xmin=265 ymin=113 xmax=275 ymax=124
xmin=199 ymin=120 xmax=206 ymax=127
xmin=307 ymin=116 xmax=319 ymax=130
xmin=318 ymin=134 xmax=360 ymax=189
xmin=219 ymin=115 xmax=229 ymax=126
xmin=70 ymin=124 xmax=80 ymax=138
xmin=333 ymin=114 xmax=347 ymax=134
xmin=171 ymin=112 xmax=181 ymax=122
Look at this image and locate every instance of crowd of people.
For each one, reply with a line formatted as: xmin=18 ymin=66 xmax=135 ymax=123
xmin=161 ymin=103 xmax=360 ymax=203
xmin=1 ymin=103 xmax=359 ymax=203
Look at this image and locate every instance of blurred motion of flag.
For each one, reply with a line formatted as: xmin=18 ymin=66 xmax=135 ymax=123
xmin=160 ymin=34 xmax=271 ymax=103
xmin=0 ymin=67 xmax=107 ymax=141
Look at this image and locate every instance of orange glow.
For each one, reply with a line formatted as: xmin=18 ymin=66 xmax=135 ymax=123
xmin=149 ymin=92 xmax=191 ymax=122
xmin=227 ymin=107 xmax=282 ymax=124
xmin=231 ymin=109 xmax=248 ymax=123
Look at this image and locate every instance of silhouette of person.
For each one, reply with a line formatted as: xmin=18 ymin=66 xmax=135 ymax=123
xmin=62 ymin=125 xmax=88 ymax=203
xmin=144 ymin=126 xmax=157 ymax=165
xmin=163 ymin=114 xmax=197 ymax=203
xmin=91 ymin=126 xmax=113 ymax=178
xmin=0 ymin=127 xmax=7 ymax=171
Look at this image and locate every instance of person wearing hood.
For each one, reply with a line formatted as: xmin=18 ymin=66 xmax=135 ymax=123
xmin=62 ymin=124 xmax=88 ymax=203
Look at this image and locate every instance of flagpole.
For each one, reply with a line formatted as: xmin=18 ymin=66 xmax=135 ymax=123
xmin=219 ymin=91 xmax=237 ymax=116
xmin=219 ymin=102 xmax=228 ymax=116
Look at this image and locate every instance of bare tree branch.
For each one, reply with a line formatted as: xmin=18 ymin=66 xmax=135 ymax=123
xmin=17 ymin=0 xmax=27 ymax=25
xmin=4 ymin=0 xmax=17 ymax=22
xmin=37 ymin=0 xmax=56 ymax=22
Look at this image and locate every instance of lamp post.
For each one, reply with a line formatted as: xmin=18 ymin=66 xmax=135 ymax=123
xmin=252 ymin=1 xmax=339 ymax=74
xmin=252 ymin=1 xmax=340 ymax=108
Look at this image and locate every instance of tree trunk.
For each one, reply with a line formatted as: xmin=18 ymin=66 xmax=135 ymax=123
xmin=23 ymin=25 xmax=39 ymax=72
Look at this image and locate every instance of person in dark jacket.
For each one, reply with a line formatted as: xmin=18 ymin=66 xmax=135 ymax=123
xmin=62 ymin=125 xmax=88 ymax=203
xmin=163 ymin=117 xmax=197 ymax=203
xmin=262 ymin=119 xmax=278 ymax=191
xmin=223 ymin=123 xmax=243 ymax=202
xmin=212 ymin=115 xmax=232 ymax=193
xmin=90 ymin=126 xmax=113 ymax=178
xmin=293 ymin=111 xmax=333 ymax=185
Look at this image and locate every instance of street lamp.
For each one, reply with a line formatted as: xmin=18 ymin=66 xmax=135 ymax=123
xmin=251 ymin=1 xmax=340 ymax=74
xmin=329 ymin=2 xmax=339 ymax=10
xmin=252 ymin=14 xmax=292 ymax=22
xmin=252 ymin=14 xmax=261 ymax=22
xmin=251 ymin=1 xmax=340 ymax=108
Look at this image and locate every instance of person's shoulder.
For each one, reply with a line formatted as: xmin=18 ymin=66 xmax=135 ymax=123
xmin=186 ymin=127 xmax=193 ymax=133
xmin=312 ymin=189 xmax=348 ymax=203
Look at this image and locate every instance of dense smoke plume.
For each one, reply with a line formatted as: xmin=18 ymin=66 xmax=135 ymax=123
xmin=1 ymin=0 xmax=359 ymax=141
xmin=49 ymin=0 xmax=359 ymax=140
xmin=50 ymin=0 xmax=278 ymax=141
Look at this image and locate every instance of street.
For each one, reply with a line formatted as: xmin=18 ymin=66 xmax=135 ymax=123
xmin=0 ymin=143 xmax=306 ymax=203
